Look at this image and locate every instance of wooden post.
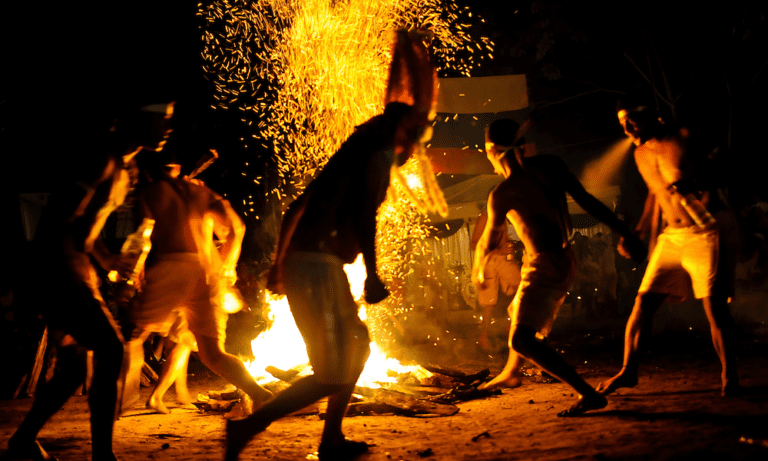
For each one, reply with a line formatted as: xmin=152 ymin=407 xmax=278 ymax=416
xmin=15 ymin=326 xmax=48 ymax=398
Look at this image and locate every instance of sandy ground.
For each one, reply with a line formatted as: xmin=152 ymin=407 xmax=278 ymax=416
xmin=1 ymin=327 xmax=767 ymax=461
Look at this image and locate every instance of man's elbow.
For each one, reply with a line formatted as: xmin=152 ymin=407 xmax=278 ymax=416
xmin=231 ymin=219 xmax=246 ymax=242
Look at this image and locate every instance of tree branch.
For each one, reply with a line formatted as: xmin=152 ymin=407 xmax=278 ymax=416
xmin=533 ymin=88 xmax=621 ymax=109
xmin=623 ymin=51 xmax=673 ymax=107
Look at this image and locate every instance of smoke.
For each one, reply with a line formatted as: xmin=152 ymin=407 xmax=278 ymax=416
xmin=579 ymin=137 xmax=633 ymax=193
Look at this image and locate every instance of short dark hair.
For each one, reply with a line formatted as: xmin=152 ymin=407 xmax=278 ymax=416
xmin=486 ymin=118 xmax=520 ymax=148
xmin=616 ymin=92 xmax=654 ymax=116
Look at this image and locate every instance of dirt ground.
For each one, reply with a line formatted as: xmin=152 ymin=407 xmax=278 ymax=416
xmin=1 ymin=327 xmax=767 ymax=461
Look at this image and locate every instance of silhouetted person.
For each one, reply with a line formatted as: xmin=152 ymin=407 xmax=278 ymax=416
xmin=473 ymin=119 xmax=646 ymax=416
xmin=597 ymin=99 xmax=740 ymax=397
xmin=7 ymin=147 xmax=131 ymax=461
xmin=120 ymin=151 xmax=272 ymax=415
xmin=225 ymin=102 xmax=427 ymax=460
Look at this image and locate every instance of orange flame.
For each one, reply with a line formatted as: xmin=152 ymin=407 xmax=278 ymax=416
xmin=247 ymin=255 xmax=431 ymax=387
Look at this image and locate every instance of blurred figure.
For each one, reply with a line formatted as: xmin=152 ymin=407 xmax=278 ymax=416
xmin=7 ymin=146 xmax=131 ymax=461
xmin=120 ymin=148 xmax=272 ymax=415
xmin=225 ymin=102 xmax=427 ymax=460
xmin=597 ymin=99 xmax=740 ymax=397
xmin=473 ymin=118 xmax=646 ymax=416
xmin=470 ymin=211 xmax=520 ymax=351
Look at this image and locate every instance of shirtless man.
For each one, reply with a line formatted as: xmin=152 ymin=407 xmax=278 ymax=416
xmin=473 ymin=118 xmax=646 ymax=416
xmin=225 ymin=102 xmax=425 ymax=460
xmin=120 ymin=151 xmax=272 ymax=415
xmin=7 ymin=148 xmax=130 ymax=461
xmin=596 ymin=100 xmax=740 ymax=397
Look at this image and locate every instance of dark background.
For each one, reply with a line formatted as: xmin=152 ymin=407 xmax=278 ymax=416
xmin=2 ymin=0 xmax=766 ymax=247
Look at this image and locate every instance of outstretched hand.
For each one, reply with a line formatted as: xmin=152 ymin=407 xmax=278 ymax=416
xmin=364 ymin=276 xmax=390 ymax=305
xmin=618 ymin=234 xmax=647 ymax=262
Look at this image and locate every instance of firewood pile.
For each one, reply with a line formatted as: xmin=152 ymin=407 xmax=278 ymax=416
xmin=192 ymin=365 xmax=501 ymax=419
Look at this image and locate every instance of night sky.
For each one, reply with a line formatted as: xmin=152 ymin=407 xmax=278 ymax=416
xmin=2 ymin=1 xmax=766 ymax=212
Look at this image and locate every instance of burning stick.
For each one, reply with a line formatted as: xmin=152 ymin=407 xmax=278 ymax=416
xmin=188 ymin=149 xmax=219 ymax=180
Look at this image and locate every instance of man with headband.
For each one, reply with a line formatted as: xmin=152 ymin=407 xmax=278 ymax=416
xmin=597 ymin=98 xmax=740 ymax=397
xmin=473 ymin=118 xmax=646 ymax=416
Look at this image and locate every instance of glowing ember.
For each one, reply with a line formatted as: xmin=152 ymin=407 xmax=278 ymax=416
xmin=198 ymin=0 xmax=493 ymax=188
xmin=199 ymin=0 xmax=491 ymax=388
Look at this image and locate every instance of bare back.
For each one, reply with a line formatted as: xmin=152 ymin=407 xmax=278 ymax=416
xmin=490 ymin=156 xmax=571 ymax=255
xmin=140 ymin=179 xmax=220 ymax=256
xmin=286 ymin=121 xmax=395 ymax=265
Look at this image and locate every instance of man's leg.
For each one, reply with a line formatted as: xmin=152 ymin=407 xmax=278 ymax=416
xmin=317 ymin=382 xmax=369 ymax=460
xmin=478 ymin=303 xmax=495 ymax=351
xmin=224 ymin=375 xmax=347 ymax=461
xmin=225 ymin=367 xmax=368 ymax=460
xmin=596 ymin=292 xmax=665 ymax=395
xmin=173 ymin=343 xmax=193 ymax=406
xmin=8 ymin=345 xmax=87 ymax=461
xmin=195 ymin=335 xmax=273 ymax=403
xmin=87 ymin=324 xmax=124 ymax=461
xmin=701 ymin=295 xmax=740 ymax=396
xmin=147 ymin=337 xmax=193 ymax=414
xmin=118 ymin=330 xmax=152 ymax=415
xmin=477 ymin=346 xmax=524 ymax=390
xmin=509 ymin=325 xmax=606 ymax=416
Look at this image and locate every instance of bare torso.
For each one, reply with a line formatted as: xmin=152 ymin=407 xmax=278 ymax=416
xmin=633 ymin=136 xmax=696 ymax=229
xmin=141 ymin=179 xmax=217 ymax=257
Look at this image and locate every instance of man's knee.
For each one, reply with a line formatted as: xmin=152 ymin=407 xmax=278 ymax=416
xmin=196 ymin=335 xmax=223 ymax=362
xmin=633 ymin=292 xmax=664 ymax=317
xmin=89 ymin=329 xmax=124 ymax=363
xmin=509 ymin=326 xmax=537 ymax=356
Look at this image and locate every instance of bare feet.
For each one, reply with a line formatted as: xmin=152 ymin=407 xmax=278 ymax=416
xmin=478 ymin=373 xmax=523 ymax=391
xmin=175 ymin=387 xmax=192 ymax=406
xmin=146 ymin=395 xmax=171 ymax=415
xmin=557 ymin=392 xmax=608 ymax=417
xmin=595 ymin=372 xmax=638 ymax=395
xmin=6 ymin=438 xmax=59 ymax=461
xmin=318 ymin=439 xmax=369 ymax=461
xmin=224 ymin=415 xmax=271 ymax=461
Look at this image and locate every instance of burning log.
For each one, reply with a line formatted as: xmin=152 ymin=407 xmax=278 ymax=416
xmin=425 ymin=382 xmax=500 ymax=405
xmin=373 ymin=389 xmax=459 ymax=416
xmin=192 ymin=385 xmax=243 ymax=413
xmin=192 ymin=398 xmax=239 ymax=413
xmin=422 ymin=365 xmax=491 ymax=386
xmin=265 ymin=365 xmax=300 ymax=383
